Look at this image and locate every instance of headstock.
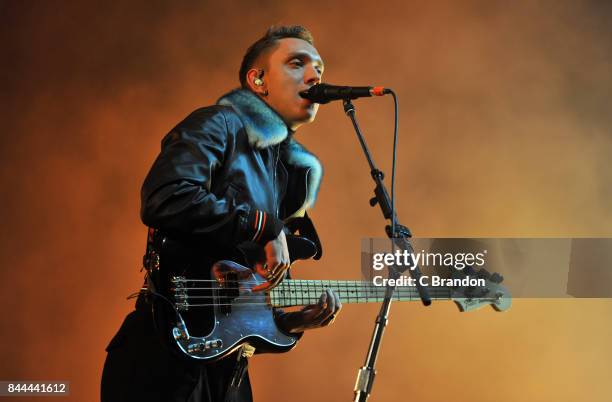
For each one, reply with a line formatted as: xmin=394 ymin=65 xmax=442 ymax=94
xmin=450 ymin=267 xmax=512 ymax=312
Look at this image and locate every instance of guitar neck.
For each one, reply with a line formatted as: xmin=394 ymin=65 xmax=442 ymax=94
xmin=269 ymin=279 xmax=452 ymax=308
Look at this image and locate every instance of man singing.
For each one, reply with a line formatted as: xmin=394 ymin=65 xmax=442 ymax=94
xmin=101 ymin=25 xmax=341 ymax=402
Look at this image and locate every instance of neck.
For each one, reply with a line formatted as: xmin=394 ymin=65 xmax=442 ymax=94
xmin=268 ymin=279 xmax=452 ymax=307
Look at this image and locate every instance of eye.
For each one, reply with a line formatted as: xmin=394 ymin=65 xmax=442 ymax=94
xmin=289 ymin=59 xmax=304 ymax=68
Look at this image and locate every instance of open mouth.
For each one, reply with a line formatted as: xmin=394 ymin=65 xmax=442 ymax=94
xmin=299 ymin=93 xmax=313 ymax=105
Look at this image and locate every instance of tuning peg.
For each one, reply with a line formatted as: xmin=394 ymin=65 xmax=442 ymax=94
xmin=465 ymin=286 xmax=489 ymax=298
xmin=462 ymin=266 xmax=476 ymax=276
xmin=490 ymin=273 xmax=504 ymax=283
xmin=451 ymin=269 xmax=463 ymax=280
xmin=477 ymin=268 xmax=491 ymax=280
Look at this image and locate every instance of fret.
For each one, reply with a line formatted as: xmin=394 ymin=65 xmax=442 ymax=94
xmin=312 ymin=280 xmax=316 ymax=303
xmin=299 ymin=280 xmax=304 ymax=306
xmin=293 ymin=280 xmax=297 ymax=306
xmin=270 ymin=279 xmax=452 ymax=308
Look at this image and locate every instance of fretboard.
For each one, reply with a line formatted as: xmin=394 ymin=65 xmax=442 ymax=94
xmin=269 ymin=279 xmax=451 ymax=307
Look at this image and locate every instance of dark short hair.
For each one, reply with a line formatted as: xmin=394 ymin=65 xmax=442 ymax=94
xmin=239 ymin=25 xmax=314 ymax=88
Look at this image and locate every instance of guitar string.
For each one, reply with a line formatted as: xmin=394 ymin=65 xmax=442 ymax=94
xmin=166 ymin=279 xmax=464 ymax=286
xmin=164 ymin=281 xmax=456 ymax=297
xmin=163 ymin=289 xmax=454 ymax=303
xmin=173 ymin=289 xmax=496 ymax=308
xmin=167 ymin=279 xmax=468 ymax=283
xmin=172 ymin=288 xmax=450 ymax=293
xmin=168 ymin=289 xmax=459 ymax=301
xmin=169 ymin=285 xmax=427 ymax=288
xmin=175 ymin=293 xmax=492 ymax=308
xmin=175 ymin=293 xmax=462 ymax=307
xmin=166 ymin=279 xmax=490 ymax=287
xmin=165 ymin=284 xmax=455 ymax=293
xmin=152 ymin=279 xmax=494 ymax=307
xmin=172 ymin=290 xmax=451 ymax=296
xmin=181 ymin=297 xmax=498 ymax=307
xmin=157 ymin=278 xmax=483 ymax=306
xmin=167 ymin=288 xmax=489 ymax=307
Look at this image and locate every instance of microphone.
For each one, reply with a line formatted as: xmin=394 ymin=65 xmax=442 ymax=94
xmin=299 ymin=83 xmax=390 ymax=104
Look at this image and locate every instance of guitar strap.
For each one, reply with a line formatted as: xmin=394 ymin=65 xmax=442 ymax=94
xmin=286 ymin=212 xmax=323 ymax=260
xmin=142 ymin=227 xmax=160 ymax=273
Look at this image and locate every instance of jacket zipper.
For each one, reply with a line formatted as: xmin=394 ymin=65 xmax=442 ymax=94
xmin=273 ymin=144 xmax=281 ymax=218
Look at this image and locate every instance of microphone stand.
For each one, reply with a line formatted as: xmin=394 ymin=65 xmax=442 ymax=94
xmin=342 ymin=99 xmax=432 ymax=402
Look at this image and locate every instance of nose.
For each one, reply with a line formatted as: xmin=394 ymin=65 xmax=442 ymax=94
xmin=304 ymin=63 xmax=322 ymax=86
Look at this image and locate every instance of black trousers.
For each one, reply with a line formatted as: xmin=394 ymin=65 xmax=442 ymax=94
xmin=101 ymin=310 xmax=253 ymax=402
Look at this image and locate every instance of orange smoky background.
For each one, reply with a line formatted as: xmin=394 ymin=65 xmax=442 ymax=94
xmin=1 ymin=1 xmax=611 ymax=401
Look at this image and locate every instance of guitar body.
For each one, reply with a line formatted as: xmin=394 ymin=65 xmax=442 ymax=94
xmin=145 ymin=233 xmax=315 ymax=362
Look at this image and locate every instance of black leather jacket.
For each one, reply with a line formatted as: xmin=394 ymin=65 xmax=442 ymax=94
xmin=140 ymin=89 xmax=323 ymax=257
xmin=104 ymin=90 xmax=323 ymax=402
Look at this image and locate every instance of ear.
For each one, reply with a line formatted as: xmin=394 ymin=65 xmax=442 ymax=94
xmin=246 ymin=68 xmax=267 ymax=97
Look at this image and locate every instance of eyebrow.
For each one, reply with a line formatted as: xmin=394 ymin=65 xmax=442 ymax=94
xmin=286 ymin=51 xmax=325 ymax=70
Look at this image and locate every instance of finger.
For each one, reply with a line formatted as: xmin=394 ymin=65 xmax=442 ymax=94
xmin=269 ymin=270 xmax=285 ymax=288
xmin=261 ymin=266 xmax=274 ymax=282
xmin=274 ymin=266 xmax=288 ymax=282
xmin=317 ymin=307 xmax=335 ymax=325
xmin=269 ymin=262 xmax=283 ymax=278
xmin=319 ymin=291 xmax=340 ymax=327
xmin=332 ymin=290 xmax=342 ymax=313
xmin=318 ymin=291 xmax=328 ymax=308
xmin=315 ymin=291 xmax=335 ymax=324
xmin=267 ymin=260 xmax=286 ymax=280
xmin=268 ymin=262 xmax=279 ymax=278
xmin=255 ymin=266 xmax=288 ymax=292
xmin=322 ymin=313 xmax=337 ymax=326
xmin=254 ymin=263 xmax=267 ymax=278
xmin=252 ymin=280 xmax=272 ymax=292
xmin=325 ymin=291 xmax=342 ymax=326
xmin=275 ymin=260 xmax=290 ymax=276
xmin=268 ymin=259 xmax=280 ymax=275
xmin=325 ymin=289 xmax=336 ymax=313
xmin=304 ymin=292 xmax=328 ymax=321
xmin=274 ymin=255 xmax=290 ymax=274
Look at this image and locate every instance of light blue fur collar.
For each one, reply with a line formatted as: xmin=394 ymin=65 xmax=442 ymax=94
xmin=217 ymin=88 xmax=323 ymax=217
xmin=217 ymin=89 xmax=289 ymax=149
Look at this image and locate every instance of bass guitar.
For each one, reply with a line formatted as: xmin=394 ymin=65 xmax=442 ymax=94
xmin=143 ymin=233 xmax=511 ymax=362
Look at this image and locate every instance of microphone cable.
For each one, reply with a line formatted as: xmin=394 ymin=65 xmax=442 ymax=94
xmin=389 ymin=90 xmax=398 ymax=238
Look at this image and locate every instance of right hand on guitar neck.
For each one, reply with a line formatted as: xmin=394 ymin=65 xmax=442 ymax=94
xmin=252 ymin=230 xmax=290 ymax=292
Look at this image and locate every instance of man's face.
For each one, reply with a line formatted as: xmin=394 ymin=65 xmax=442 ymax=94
xmin=257 ymin=38 xmax=324 ymax=131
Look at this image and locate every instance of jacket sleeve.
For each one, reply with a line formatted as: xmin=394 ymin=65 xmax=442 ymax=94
xmin=140 ymin=107 xmax=283 ymax=247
